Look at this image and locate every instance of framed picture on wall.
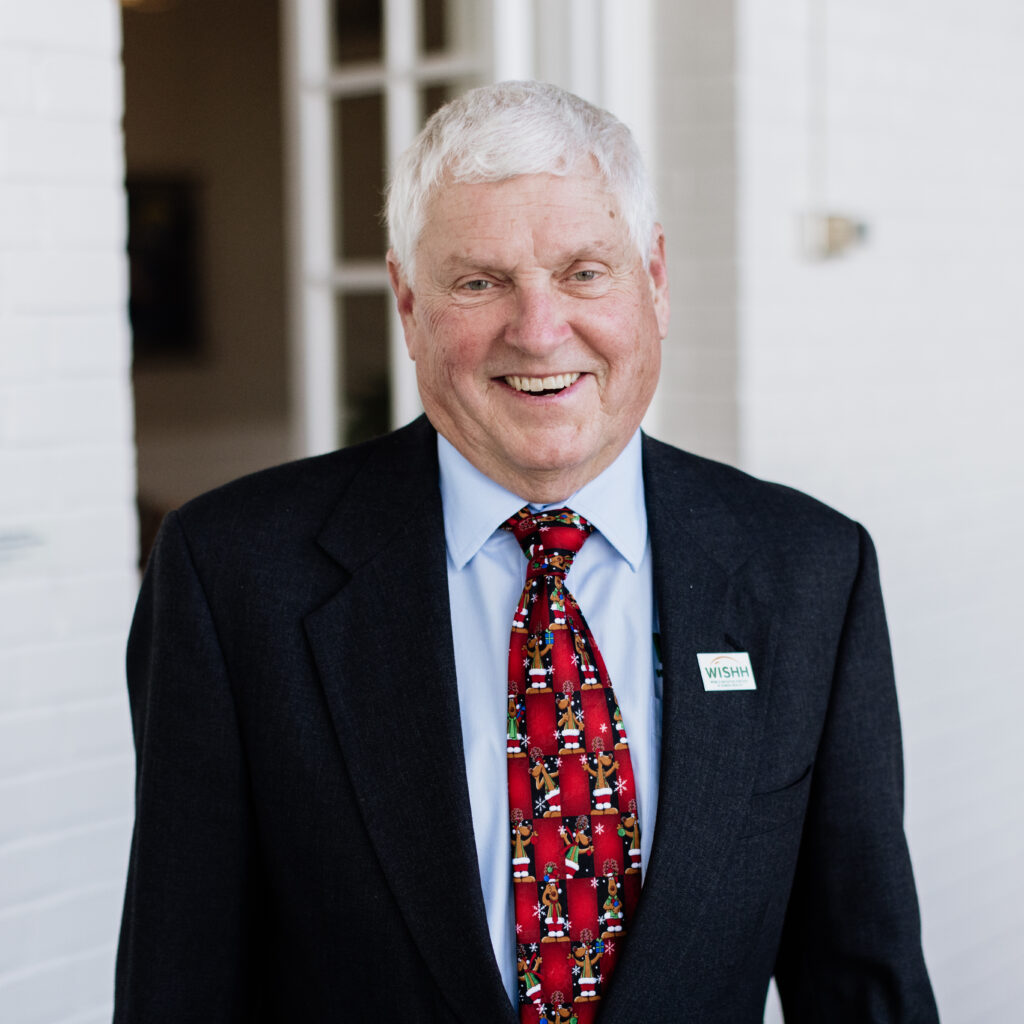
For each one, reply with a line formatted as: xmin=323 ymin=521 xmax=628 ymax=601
xmin=127 ymin=176 xmax=203 ymax=359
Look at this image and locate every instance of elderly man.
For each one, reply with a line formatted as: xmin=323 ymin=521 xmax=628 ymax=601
xmin=114 ymin=82 xmax=937 ymax=1023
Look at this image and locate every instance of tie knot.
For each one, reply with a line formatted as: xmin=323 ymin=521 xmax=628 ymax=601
xmin=502 ymin=507 xmax=594 ymax=580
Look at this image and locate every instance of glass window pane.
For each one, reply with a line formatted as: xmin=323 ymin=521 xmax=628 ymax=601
xmin=421 ymin=83 xmax=453 ymax=123
xmin=332 ymin=0 xmax=383 ymax=65
xmin=334 ymin=93 xmax=387 ymax=260
xmin=421 ymin=0 xmax=447 ymax=54
xmin=338 ymin=291 xmax=391 ymax=446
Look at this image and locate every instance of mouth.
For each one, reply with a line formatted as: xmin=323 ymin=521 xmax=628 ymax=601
xmin=502 ymin=372 xmax=581 ymax=396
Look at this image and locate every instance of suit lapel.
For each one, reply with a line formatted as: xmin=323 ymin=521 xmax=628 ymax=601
xmin=303 ymin=419 xmax=513 ymax=1023
xmin=601 ymin=437 xmax=778 ymax=1018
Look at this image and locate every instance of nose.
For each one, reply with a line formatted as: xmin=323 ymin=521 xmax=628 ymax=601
xmin=506 ymin=281 xmax=572 ymax=355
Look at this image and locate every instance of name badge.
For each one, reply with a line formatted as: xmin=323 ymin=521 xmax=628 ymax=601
xmin=697 ymin=652 xmax=756 ymax=691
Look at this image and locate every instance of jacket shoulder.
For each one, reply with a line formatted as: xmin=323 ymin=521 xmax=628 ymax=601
xmin=644 ymin=434 xmax=853 ymax=523
xmin=173 ymin=416 xmax=435 ymax=540
xmin=641 ymin=434 xmax=864 ymax=574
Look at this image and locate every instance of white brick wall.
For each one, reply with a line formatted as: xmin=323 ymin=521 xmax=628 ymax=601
xmin=655 ymin=1 xmax=1024 ymax=1020
xmin=735 ymin=1 xmax=1024 ymax=1020
xmin=0 ymin=2 xmax=137 ymax=1022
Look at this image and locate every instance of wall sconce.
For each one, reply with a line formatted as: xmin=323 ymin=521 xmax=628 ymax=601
xmin=800 ymin=212 xmax=869 ymax=261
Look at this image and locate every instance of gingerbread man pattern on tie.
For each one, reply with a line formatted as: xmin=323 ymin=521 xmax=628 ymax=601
xmin=504 ymin=507 xmax=642 ymax=1024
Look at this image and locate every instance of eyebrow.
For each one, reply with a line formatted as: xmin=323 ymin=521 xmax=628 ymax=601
xmin=439 ymin=241 xmax=624 ymax=275
xmin=438 ymin=255 xmax=505 ymax=275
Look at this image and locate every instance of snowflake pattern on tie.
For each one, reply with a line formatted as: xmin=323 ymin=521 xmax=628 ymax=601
xmin=503 ymin=507 xmax=642 ymax=1024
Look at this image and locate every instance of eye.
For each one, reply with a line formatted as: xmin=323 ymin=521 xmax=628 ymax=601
xmin=461 ymin=278 xmax=493 ymax=292
xmin=571 ymin=269 xmax=599 ymax=282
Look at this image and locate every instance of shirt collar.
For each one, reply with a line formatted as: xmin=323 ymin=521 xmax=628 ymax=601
xmin=438 ymin=432 xmax=648 ymax=572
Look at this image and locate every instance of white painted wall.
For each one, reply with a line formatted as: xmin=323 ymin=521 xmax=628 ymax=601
xmin=655 ymin=1 xmax=1024 ymax=1019
xmin=653 ymin=0 xmax=740 ymax=467
xmin=731 ymin=1 xmax=1023 ymax=1019
xmin=0 ymin=1 xmax=136 ymax=1021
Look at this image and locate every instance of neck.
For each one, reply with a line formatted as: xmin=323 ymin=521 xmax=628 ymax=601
xmin=462 ymin=449 xmax=624 ymax=506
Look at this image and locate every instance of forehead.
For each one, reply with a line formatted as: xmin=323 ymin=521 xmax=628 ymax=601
xmin=417 ymin=168 xmax=630 ymax=270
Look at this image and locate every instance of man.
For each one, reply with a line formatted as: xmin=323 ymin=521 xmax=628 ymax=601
xmin=114 ymin=82 xmax=938 ymax=1022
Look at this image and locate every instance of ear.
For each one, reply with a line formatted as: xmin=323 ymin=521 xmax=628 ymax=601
xmin=386 ymin=249 xmax=419 ymax=359
xmin=646 ymin=225 xmax=671 ymax=339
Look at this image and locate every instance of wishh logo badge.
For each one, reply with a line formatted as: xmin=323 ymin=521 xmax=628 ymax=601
xmin=697 ymin=652 xmax=756 ymax=691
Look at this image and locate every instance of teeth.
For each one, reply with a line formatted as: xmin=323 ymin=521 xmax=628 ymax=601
xmin=504 ymin=372 xmax=581 ymax=393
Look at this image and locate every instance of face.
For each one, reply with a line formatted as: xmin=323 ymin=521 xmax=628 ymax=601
xmin=388 ymin=166 xmax=670 ymax=502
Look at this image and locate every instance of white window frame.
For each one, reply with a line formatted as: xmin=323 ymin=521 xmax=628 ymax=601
xmin=282 ymin=0 xmax=655 ymax=457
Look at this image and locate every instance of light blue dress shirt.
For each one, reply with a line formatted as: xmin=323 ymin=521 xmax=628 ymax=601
xmin=438 ymin=431 xmax=661 ymax=1005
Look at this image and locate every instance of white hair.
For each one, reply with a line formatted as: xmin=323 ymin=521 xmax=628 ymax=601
xmin=385 ymin=80 xmax=656 ymax=279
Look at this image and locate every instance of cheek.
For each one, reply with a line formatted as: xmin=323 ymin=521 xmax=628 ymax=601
xmin=638 ymin=337 xmax=662 ymax=377
xmin=626 ymin=348 xmax=660 ymax=400
xmin=413 ymin=331 xmax=476 ymax=400
xmin=408 ymin=311 xmax=454 ymax=370
xmin=421 ymin=300 xmax=453 ymax=336
xmin=426 ymin=314 xmax=495 ymax=375
xmin=599 ymin=321 xmax=655 ymax=377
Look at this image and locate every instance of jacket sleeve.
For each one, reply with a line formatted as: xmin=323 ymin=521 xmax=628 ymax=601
xmin=774 ymin=525 xmax=939 ymax=1022
xmin=114 ymin=510 xmax=266 ymax=1023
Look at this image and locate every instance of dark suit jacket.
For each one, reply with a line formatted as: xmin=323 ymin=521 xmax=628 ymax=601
xmin=114 ymin=416 xmax=937 ymax=1023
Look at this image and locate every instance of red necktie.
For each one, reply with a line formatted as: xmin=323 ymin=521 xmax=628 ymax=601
xmin=504 ymin=507 xmax=642 ymax=1024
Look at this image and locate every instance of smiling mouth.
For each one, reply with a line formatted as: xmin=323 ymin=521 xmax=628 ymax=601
xmin=503 ymin=372 xmax=581 ymax=395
